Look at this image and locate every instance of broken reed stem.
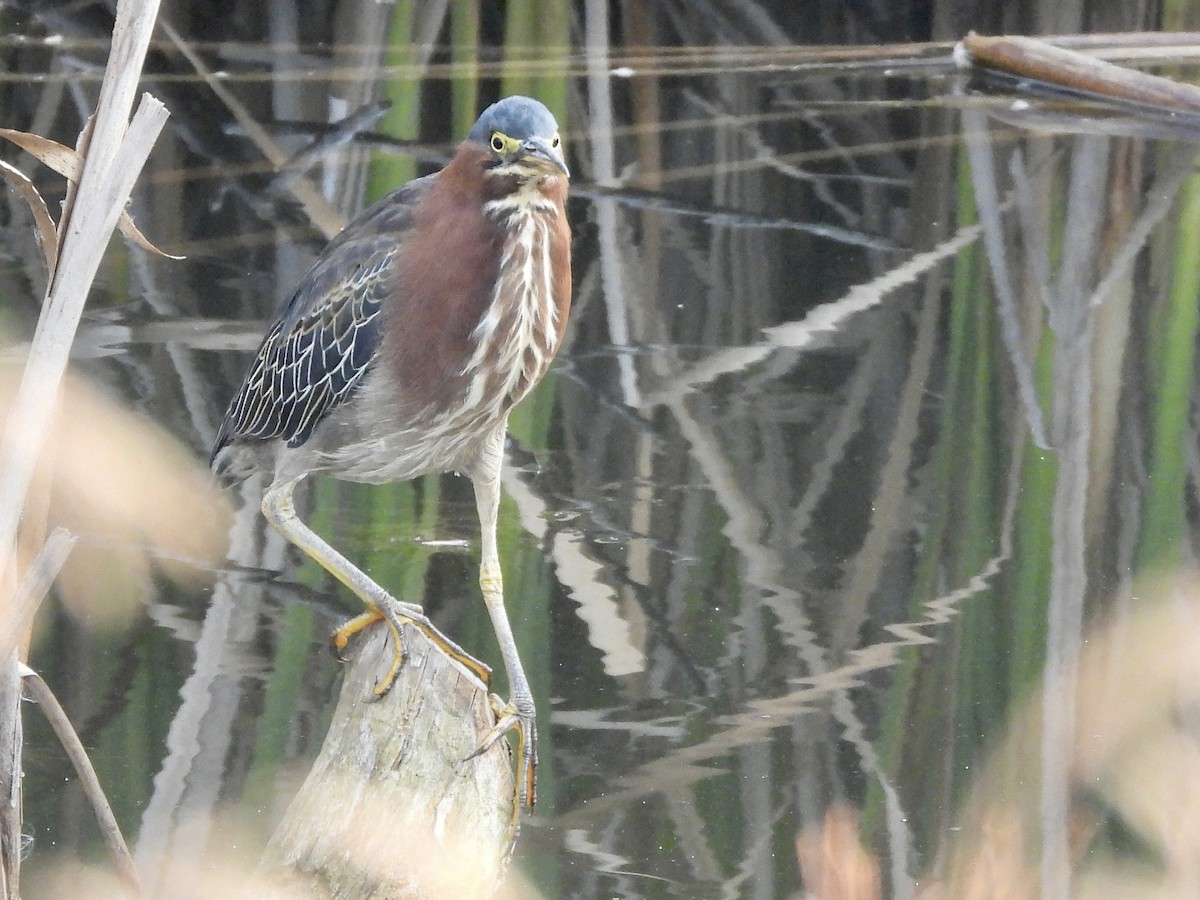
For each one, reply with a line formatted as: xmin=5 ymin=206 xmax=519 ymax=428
xmin=0 ymin=530 xmax=76 ymax=900
xmin=962 ymin=32 xmax=1200 ymax=113
xmin=0 ymin=652 xmax=19 ymax=900
xmin=0 ymin=2 xmax=167 ymax=898
xmin=1 ymin=529 xmax=76 ymax=662
xmin=19 ymin=665 xmax=143 ymax=898
xmin=0 ymin=0 xmax=166 ymax=592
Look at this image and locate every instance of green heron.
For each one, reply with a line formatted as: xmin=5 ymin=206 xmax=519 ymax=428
xmin=211 ymin=95 xmax=571 ymax=813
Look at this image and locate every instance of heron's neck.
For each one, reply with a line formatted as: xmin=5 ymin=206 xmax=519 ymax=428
xmin=458 ymin=188 xmax=563 ymax=416
xmin=481 ymin=179 xmax=560 ymax=222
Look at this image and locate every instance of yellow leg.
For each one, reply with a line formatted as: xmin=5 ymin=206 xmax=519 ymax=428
xmin=466 ymin=468 xmax=538 ymax=842
xmin=262 ymin=478 xmax=492 ymax=694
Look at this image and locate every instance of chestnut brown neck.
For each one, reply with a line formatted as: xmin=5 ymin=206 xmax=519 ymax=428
xmin=380 ymin=143 xmax=572 ymax=425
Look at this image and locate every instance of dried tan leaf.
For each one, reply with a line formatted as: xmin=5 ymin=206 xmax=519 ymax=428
xmin=958 ymin=811 xmax=1037 ymax=900
xmin=0 ymin=125 xmax=184 ymax=260
xmin=795 ymin=804 xmax=881 ymax=900
xmin=933 ymin=579 xmax=1200 ymax=897
xmin=0 ymin=157 xmax=58 ymax=276
xmin=117 ymin=208 xmax=185 ymax=259
xmin=0 ymin=126 xmax=81 ymax=180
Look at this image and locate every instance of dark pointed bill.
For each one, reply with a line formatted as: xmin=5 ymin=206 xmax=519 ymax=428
xmin=518 ymin=137 xmax=569 ymax=178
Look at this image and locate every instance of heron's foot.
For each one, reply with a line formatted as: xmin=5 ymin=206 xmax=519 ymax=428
xmin=468 ymin=694 xmax=538 ymax=811
xmin=331 ymin=600 xmax=494 ymax=698
xmin=329 ymin=608 xmax=384 ymax=663
xmin=329 ymin=599 xmax=423 ymax=698
xmin=331 ymin=614 xmax=406 ymax=699
xmin=373 ymin=594 xmax=494 ymax=690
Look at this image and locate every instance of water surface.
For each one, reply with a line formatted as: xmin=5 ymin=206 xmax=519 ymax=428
xmin=6 ymin=4 xmax=1200 ymax=898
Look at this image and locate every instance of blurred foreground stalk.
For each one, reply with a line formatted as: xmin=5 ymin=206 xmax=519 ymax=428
xmin=0 ymin=0 xmax=167 ymax=896
xmin=798 ymin=576 xmax=1200 ymax=898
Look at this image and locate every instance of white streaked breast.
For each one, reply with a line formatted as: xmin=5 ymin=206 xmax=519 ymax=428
xmin=458 ymin=191 xmax=561 ymax=417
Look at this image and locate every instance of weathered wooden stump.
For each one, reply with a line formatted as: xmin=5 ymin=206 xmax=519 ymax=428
xmin=253 ymin=622 xmax=514 ymax=899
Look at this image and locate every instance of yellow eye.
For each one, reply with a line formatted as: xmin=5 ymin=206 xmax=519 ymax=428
xmin=490 ymin=133 xmax=506 ymax=153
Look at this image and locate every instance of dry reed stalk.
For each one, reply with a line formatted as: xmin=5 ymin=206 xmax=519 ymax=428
xmin=0 ymin=0 xmax=168 ymax=895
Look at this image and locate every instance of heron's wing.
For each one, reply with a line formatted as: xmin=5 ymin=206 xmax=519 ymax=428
xmin=212 ymin=174 xmax=435 ymax=459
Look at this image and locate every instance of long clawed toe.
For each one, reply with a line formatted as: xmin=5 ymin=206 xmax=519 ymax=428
xmin=375 ymin=596 xmax=494 ymax=689
xmin=325 ymin=605 xmax=412 ymax=698
xmin=328 ymin=608 xmax=384 ymax=664
xmin=468 ymin=695 xmax=538 ymax=811
xmin=372 ymin=626 xmax=408 ymax=698
xmin=329 ymin=601 xmax=494 ymax=701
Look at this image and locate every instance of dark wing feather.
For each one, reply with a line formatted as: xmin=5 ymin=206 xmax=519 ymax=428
xmin=212 ymin=174 xmax=435 ymax=462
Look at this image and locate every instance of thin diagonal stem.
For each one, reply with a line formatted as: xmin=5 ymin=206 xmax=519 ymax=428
xmin=20 ymin=664 xmax=143 ymax=897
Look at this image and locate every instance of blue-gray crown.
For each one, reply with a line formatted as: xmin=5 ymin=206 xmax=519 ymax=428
xmin=467 ymin=96 xmax=559 ymax=143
